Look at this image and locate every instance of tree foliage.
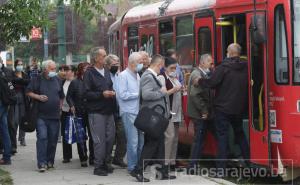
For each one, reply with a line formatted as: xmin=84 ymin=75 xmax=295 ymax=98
xmin=0 ymin=0 xmax=46 ymax=45
xmin=0 ymin=0 xmax=110 ymax=45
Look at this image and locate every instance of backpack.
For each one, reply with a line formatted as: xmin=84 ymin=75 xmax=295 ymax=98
xmin=0 ymin=73 xmax=17 ymax=106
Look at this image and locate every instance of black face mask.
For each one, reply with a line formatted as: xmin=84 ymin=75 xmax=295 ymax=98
xmin=110 ymin=66 xmax=118 ymax=74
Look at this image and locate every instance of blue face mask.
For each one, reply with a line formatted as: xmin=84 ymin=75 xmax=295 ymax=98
xmin=48 ymin=71 xmax=57 ymax=78
xmin=16 ymin=66 xmax=23 ymax=72
xmin=136 ymin=63 xmax=144 ymax=73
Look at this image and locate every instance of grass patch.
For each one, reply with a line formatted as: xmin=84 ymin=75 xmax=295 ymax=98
xmin=0 ymin=168 xmax=13 ymax=185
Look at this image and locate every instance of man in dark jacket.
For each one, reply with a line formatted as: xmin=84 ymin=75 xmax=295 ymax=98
xmin=0 ymin=57 xmax=13 ymax=165
xmin=26 ymin=60 xmax=65 ymax=172
xmin=83 ymin=47 xmax=116 ymax=176
xmin=187 ymin=54 xmax=213 ymax=173
xmin=195 ymin=43 xmax=249 ymax=176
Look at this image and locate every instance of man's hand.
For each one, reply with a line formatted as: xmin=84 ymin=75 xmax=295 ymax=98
xmin=192 ymin=77 xmax=201 ymax=87
xmin=170 ymin=86 xmax=181 ymax=94
xmin=103 ymin=91 xmax=115 ymax=98
xmin=38 ymin=95 xmax=48 ymax=102
xmin=70 ymin=106 xmax=76 ymax=115
xmin=202 ymin=113 xmax=209 ymax=120
xmin=160 ymin=87 xmax=168 ymax=94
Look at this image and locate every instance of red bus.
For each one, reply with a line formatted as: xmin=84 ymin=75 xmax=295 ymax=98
xmin=108 ymin=0 xmax=300 ymax=180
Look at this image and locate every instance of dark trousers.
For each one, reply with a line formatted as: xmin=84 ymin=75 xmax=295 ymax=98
xmin=189 ymin=119 xmax=210 ymax=167
xmin=110 ymin=117 xmax=126 ymax=163
xmin=8 ymin=105 xmax=26 ymax=151
xmin=88 ymin=113 xmax=115 ymax=168
xmin=135 ymin=134 xmax=165 ymax=173
xmin=214 ymin=110 xmax=249 ymax=169
xmin=61 ymin=111 xmax=93 ymax=162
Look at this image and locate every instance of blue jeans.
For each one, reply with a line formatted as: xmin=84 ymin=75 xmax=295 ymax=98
xmin=189 ymin=119 xmax=208 ymax=167
xmin=36 ymin=118 xmax=60 ymax=168
xmin=121 ymin=113 xmax=144 ymax=172
xmin=214 ymin=110 xmax=249 ymax=169
xmin=0 ymin=102 xmax=11 ymax=162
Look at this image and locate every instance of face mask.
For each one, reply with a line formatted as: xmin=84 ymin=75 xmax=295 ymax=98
xmin=168 ymin=71 xmax=177 ymax=78
xmin=48 ymin=71 xmax=57 ymax=78
xmin=110 ymin=66 xmax=118 ymax=75
xmin=16 ymin=66 xmax=23 ymax=72
xmin=204 ymin=68 xmax=210 ymax=73
xmin=136 ymin=63 xmax=143 ymax=73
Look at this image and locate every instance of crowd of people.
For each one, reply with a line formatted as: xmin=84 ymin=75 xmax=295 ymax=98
xmin=0 ymin=43 xmax=249 ymax=182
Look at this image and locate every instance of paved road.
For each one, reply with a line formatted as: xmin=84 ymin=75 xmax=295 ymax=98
xmin=2 ymin=133 xmax=235 ymax=185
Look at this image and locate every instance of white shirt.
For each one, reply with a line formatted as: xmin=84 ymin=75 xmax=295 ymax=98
xmin=147 ymin=68 xmax=158 ymax=77
xmin=94 ymin=67 xmax=105 ymax=76
xmin=199 ymin=67 xmax=209 ymax=76
xmin=62 ymin=80 xmax=71 ymax=112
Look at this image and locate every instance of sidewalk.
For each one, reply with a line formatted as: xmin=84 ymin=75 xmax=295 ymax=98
xmin=2 ymin=133 xmax=235 ymax=185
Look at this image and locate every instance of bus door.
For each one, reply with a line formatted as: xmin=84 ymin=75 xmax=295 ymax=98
xmin=246 ymin=12 xmax=271 ymax=167
xmin=194 ymin=11 xmax=215 ymax=65
xmin=139 ymin=24 xmax=157 ymax=57
xmin=193 ymin=12 xmax=217 ymax=155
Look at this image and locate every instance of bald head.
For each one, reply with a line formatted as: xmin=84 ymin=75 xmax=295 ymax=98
xmin=227 ymin=43 xmax=242 ymax=58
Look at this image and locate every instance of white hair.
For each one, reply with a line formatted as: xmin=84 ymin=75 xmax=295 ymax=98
xmin=42 ymin=60 xmax=56 ymax=71
xmin=128 ymin=52 xmax=142 ymax=65
xmin=199 ymin=54 xmax=212 ymax=65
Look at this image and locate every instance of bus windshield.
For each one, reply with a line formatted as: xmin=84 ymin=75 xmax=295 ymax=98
xmin=294 ymin=0 xmax=300 ymax=82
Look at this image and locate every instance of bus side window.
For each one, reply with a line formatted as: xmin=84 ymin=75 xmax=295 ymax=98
xmin=274 ymin=5 xmax=289 ymax=84
xmin=176 ymin=16 xmax=194 ymax=66
xmin=198 ymin=27 xmax=212 ymax=58
xmin=128 ymin=26 xmax=139 ymax=56
xmin=159 ymin=20 xmax=174 ymax=56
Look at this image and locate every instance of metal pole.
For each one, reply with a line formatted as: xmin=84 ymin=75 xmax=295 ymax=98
xmin=43 ymin=0 xmax=48 ymax=60
xmin=43 ymin=27 xmax=49 ymax=60
xmin=57 ymin=3 xmax=66 ymax=65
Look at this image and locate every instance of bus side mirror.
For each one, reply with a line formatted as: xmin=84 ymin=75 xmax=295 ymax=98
xmin=251 ymin=14 xmax=266 ymax=44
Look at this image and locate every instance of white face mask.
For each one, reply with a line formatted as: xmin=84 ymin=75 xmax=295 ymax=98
xmin=204 ymin=68 xmax=210 ymax=73
xmin=168 ymin=71 xmax=177 ymax=78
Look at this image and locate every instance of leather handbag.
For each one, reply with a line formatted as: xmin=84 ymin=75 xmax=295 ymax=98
xmin=134 ymin=104 xmax=169 ymax=139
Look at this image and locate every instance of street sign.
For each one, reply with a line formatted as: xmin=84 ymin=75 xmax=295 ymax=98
xmin=30 ymin=27 xmax=42 ymax=40
xmin=19 ymin=36 xmax=30 ymax=43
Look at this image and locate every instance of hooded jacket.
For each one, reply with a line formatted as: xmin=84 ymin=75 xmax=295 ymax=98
xmin=199 ymin=57 xmax=248 ymax=115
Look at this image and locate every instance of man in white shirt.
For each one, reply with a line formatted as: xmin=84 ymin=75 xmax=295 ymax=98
xmin=117 ymin=52 xmax=144 ymax=173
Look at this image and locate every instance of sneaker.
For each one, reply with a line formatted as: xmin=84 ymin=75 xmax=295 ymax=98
xmin=20 ymin=140 xmax=26 ymax=146
xmin=62 ymin=159 xmax=71 ymax=163
xmin=104 ymin=163 xmax=114 ymax=173
xmin=47 ymin=163 xmax=54 ymax=169
xmin=38 ymin=165 xmax=47 ymax=173
xmin=94 ymin=168 xmax=108 ymax=176
xmin=130 ymin=170 xmax=150 ymax=182
xmin=11 ymin=148 xmax=17 ymax=155
xmin=112 ymin=159 xmax=127 ymax=168
xmin=0 ymin=159 xmax=11 ymax=165
xmin=81 ymin=161 xmax=88 ymax=167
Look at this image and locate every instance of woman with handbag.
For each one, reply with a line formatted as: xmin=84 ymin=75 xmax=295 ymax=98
xmin=8 ymin=59 xmax=30 ymax=154
xmin=157 ymin=57 xmax=182 ymax=172
xmin=66 ymin=62 xmax=94 ymax=167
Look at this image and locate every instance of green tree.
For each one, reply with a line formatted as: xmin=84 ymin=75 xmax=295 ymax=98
xmin=0 ymin=0 xmax=110 ymax=45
